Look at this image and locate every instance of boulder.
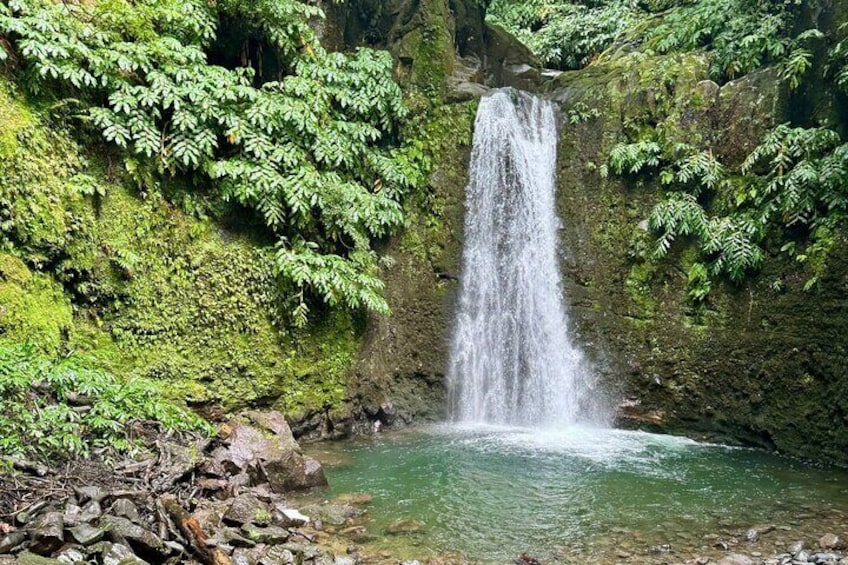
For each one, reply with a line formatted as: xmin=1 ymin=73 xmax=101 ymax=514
xmin=224 ymin=494 xmax=271 ymax=526
xmin=28 ymin=512 xmax=64 ymax=555
xmin=100 ymin=515 xmax=162 ymax=552
xmin=212 ymin=411 xmax=328 ymax=492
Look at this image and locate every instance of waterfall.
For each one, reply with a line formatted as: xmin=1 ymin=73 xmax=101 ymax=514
xmin=447 ymin=88 xmax=596 ymax=428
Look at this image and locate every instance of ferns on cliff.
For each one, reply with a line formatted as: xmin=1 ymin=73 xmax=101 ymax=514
xmin=486 ymin=0 xmax=634 ymax=69
xmin=0 ymin=0 xmax=426 ymax=324
xmin=487 ymin=0 xmax=817 ymax=83
xmin=609 ymin=124 xmax=848 ymax=298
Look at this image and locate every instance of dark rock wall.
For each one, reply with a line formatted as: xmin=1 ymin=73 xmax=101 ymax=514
xmin=351 ymin=0 xmax=848 ymax=464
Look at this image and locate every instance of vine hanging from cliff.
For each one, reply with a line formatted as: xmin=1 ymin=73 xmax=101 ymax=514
xmin=0 ymin=0 xmax=428 ymax=324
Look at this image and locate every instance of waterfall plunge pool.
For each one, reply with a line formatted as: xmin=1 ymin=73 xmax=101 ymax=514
xmin=301 ymin=425 xmax=848 ymax=563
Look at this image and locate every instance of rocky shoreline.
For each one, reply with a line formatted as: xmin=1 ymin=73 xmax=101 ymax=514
xmin=0 ymin=411 xmax=373 ymax=565
xmin=2 ymin=415 xmax=848 ymax=565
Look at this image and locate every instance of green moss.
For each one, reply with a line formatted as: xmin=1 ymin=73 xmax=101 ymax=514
xmin=624 ymin=260 xmax=657 ymax=320
xmin=0 ymin=75 xmax=362 ymax=418
xmin=0 ymin=84 xmax=33 ymax=158
xmin=393 ymin=0 xmax=455 ymax=101
xmin=0 ymin=254 xmax=73 ymax=353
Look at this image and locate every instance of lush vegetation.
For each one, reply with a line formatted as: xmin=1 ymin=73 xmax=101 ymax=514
xmin=487 ymin=0 xmax=847 ymax=300
xmin=487 ymin=0 xmax=817 ymax=82
xmin=0 ymin=342 xmax=210 ymax=460
xmin=606 ymin=122 xmax=848 ymax=300
xmin=0 ymin=0 xmax=426 ymax=323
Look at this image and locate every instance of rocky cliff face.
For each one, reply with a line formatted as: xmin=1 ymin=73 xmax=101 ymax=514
xmin=548 ymin=56 xmax=848 ymax=462
xmin=355 ymin=0 xmax=848 ymax=465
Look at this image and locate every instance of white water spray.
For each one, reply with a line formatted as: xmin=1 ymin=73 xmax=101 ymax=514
xmin=447 ymin=88 xmax=597 ymax=427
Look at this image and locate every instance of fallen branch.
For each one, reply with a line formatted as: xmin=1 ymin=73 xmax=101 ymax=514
xmin=159 ymin=494 xmax=231 ymax=565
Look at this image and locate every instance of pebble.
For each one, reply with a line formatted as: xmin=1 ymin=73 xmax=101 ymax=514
xmin=820 ymin=534 xmax=841 ymax=550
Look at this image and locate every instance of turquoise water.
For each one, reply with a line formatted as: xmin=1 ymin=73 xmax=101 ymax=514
xmin=305 ymin=425 xmax=848 ymax=562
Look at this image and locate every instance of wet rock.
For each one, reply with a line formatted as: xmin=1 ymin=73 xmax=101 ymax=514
xmin=716 ymin=554 xmax=754 ymax=565
xmin=338 ymin=526 xmax=372 ymax=543
xmin=224 ymin=494 xmax=271 ymax=526
xmin=332 ymin=494 xmax=372 ymax=507
xmin=0 ymin=531 xmax=25 ymax=553
xmin=299 ymin=504 xmax=358 ymax=526
xmin=302 ymin=458 xmax=328 ymax=489
xmin=447 ymin=81 xmax=490 ymax=103
xmin=276 ymin=508 xmax=309 ymax=528
xmin=100 ymin=515 xmax=163 ymax=551
xmin=820 ymin=535 xmax=841 ymax=550
xmin=68 ymin=523 xmax=106 ymax=545
xmin=646 ymin=544 xmax=671 ymax=554
xmin=14 ymin=552 xmax=63 ymax=565
xmin=240 ymin=524 xmax=289 ymax=545
xmin=790 ymin=542 xmax=805 ymax=555
xmin=797 ymin=550 xmax=810 ymax=562
xmin=109 ymin=499 xmax=140 ymax=523
xmin=78 ymin=501 xmax=102 ymax=523
xmin=55 ymin=548 xmax=85 ymax=564
xmin=29 ymin=512 xmax=64 ymax=555
xmin=385 ymin=518 xmax=424 ymax=535
xmin=377 ymin=403 xmax=396 ymax=426
xmin=101 ymin=542 xmax=149 ymax=565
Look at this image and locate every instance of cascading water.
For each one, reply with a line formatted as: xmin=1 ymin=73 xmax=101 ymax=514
xmin=447 ymin=88 xmax=597 ymax=427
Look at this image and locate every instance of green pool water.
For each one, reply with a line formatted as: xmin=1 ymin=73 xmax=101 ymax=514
xmin=304 ymin=424 xmax=848 ymax=562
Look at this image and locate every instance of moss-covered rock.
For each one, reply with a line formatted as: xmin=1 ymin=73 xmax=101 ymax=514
xmin=0 ymin=254 xmax=73 ymax=353
xmin=548 ymin=46 xmax=848 ymax=463
xmin=350 ymin=102 xmax=476 ymax=426
xmin=0 ymin=76 xmax=362 ymax=422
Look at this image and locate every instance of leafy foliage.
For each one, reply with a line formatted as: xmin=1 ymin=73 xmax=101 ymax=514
xmin=0 ymin=341 xmax=210 ymax=460
xmin=487 ymin=0 xmax=634 ymax=69
xmin=0 ymin=0 xmax=425 ymax=323
xmin=646 ymin=0 xmax=813 ymax=81
xmin=609 ymin=122 xmax=848 ymax=298
xmin=487 ymin=0 xmax=818 ymax=84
